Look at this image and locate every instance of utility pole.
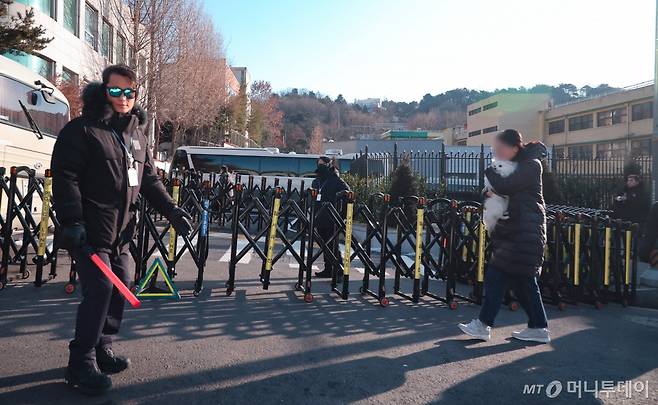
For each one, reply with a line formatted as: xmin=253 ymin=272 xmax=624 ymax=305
xmin=653 ymin=0 xmax=658 ymax=201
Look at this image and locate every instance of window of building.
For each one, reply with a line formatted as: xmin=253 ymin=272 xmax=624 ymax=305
xmin=468 ymin=129 xmax=481 ymax=137
xmin=468 ymin=107 xmax=481 ymax=116
xmin=101 ymin=19 xmax=113 ymax=61
xmin=548 ymin=120 xmax=565 ymax=135
xmin=3 ymin=52 xmax=55 ymax=81
xmin=597 ymin=107 xmax=627 ymax=127
xmin=16 ymin=0 xmax=55 ymax=19
xmin=568 ymin=145 xmax=593 ymax=159
xmin=61 ymin=67 xmax=79 ymax=85
xmin=631 ymin=101 xmax=653 ymax=121
xmin=63 ymin=0 xmax=78 ymax=35
xmin=483 ymin=101 xmax=498 ymax=111
xmin=631 ymin=139 xmax=652 ymax=156
xmin=596 ymin=141 xmax=626 ymax=159
xmin=482 ymin=125 xmax=498 ymax=134
xmin=116 ymin=35 xmax=126 ymax=64
xmin=568 ymin=114 xmax=593 ymax=131
xmin=0 ymin=74 xmax=69 ymax=137
xmin=84 ymin=2 xmax=99 ymax=50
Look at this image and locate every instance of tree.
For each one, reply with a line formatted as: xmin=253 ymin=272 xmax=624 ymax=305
xmin=0 ymin=0 xmax=52 ymax=54
xmin=308 ymin=125 xmax=323 ymax=154
xmin=55 ymin=77 xmax=83 ymax=118
xmin=247 ymin=80 xmax=283 ymax=147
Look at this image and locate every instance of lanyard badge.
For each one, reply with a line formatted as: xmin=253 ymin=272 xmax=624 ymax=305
xmin=112 ymin=130 xmax=139 ymax=187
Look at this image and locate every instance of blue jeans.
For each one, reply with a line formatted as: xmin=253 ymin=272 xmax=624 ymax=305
xmin=478 ymin=266 xmax=548 ymax=328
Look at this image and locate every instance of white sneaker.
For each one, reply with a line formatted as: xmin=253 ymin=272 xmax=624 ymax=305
xmin=458 ymin=319 xmax=491 ymax=341
xmin=512 ymin=328 xmax=551 ymax=343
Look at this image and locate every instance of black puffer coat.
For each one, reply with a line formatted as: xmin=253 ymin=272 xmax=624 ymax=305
xmin=51 ymin=82 xmax=175 ymax=253
xmin=485 ymin=142 xmax=547 ymax=277
xmin=311 ymin=168 xmax=350 ymax=229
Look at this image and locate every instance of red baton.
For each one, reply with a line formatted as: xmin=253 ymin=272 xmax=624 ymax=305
xmin=84 ymin=247 xmax=141 ymax=309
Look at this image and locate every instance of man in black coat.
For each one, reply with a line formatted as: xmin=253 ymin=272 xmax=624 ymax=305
xmin=311 ymin=156 xmax=350 ymax=278
xmin=639 ymin=202 xmax=658 ymax=268
xmin=51 ymin=65 xmax=192 ymax=395
xmin=612 ymin=174 xmax=650 ymax=231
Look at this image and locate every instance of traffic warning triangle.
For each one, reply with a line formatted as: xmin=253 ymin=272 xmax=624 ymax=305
xmin=136 ymin=258 xmax=180 ymax=300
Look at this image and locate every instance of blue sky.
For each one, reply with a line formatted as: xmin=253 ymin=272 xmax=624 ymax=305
xmin=203 ymin=0 xmax=656 ymax=102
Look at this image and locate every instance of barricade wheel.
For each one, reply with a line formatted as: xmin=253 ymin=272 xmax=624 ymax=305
xmin=449 ymin=301 xmax=458 ymax=310
xmin=304 ymin=293 xmax=313 ymax=303
xmin=379 ymin=297 xmax=389 ymax=307
xmin=558 ymin=302 xmax=567 ymax=311
xmin=21 ymin=270 xmax=30 ymax=280
xmin=226 ymin=287 xmax=234 ymax=296
xmin=193 ymin=289 xmax=201 ymax=297
xmin=509 ymin=301 xmax=519 ymax=311
xmin=64 ymin=283 xmax=75 ymax=294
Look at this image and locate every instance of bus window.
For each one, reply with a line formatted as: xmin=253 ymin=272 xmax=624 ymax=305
xmin=0 ymin=75 xmax=68 ymax=137
xmin=171 ymin=149 xmax=189 ymax=171
xmin=260 ymin=156 xmax=296 ymax=176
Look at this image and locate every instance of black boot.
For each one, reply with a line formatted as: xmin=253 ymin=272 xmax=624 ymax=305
xmin=65 ymin=362 xmax=112 ymax=395
xmin=96 ymin=347 xmax=131 ymax=374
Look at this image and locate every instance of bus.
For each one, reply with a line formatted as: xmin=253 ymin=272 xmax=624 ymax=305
xmin=0 ymin=55 xmax=70 ymax=213
xmin=171 ymin=146 xmax=355 ymax=189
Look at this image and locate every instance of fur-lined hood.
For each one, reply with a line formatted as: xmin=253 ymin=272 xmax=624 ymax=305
xmin=81 ymin=82 xmax=147 ymax=128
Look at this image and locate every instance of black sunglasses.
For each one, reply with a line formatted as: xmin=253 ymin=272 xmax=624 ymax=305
xmin=107 ymin=86 xmax=137 ymax=99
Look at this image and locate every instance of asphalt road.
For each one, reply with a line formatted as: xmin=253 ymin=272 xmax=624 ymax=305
xmin=0 ymin=232 xmax=657 ymax=405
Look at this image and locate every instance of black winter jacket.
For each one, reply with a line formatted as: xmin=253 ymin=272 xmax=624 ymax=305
xmin=612 ymin=184 xmax=650 ymax=230
xmin=639 ymin=202 xmax=658 ymax=263
xmin=311 ymin=169 xmax=350 ymax=228
xmin=485 ymin=142 xmax=547 ymax=277
xmin=51 ymin=82 xmax=176 ymax=252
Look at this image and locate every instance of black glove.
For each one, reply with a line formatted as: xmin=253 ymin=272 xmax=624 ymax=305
xmin=59 ymin=223 xmax=87 ymax=251
xmin=169 ymin=208 xmax=193 ymax=237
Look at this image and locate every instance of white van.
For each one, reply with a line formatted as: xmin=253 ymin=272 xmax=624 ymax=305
xmin=0 ymin=55 xmax=70 ymax=217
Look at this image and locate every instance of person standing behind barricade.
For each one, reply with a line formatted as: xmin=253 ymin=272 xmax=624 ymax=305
xmin=312 ymin=156 xmax=350 ymax=279
xmin=458 ymin=129 xmax=551 ymax=343
xmin=51 ymin=64 xmax=193 ymax=395
xmin=639 ymin=201 xmax=658 ymax=268
xmin=612 ymin=174 xmax=650 ymax=232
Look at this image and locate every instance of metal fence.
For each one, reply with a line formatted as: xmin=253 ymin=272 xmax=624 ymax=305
xmin=351 ymin=144 xmax=653 ymax=209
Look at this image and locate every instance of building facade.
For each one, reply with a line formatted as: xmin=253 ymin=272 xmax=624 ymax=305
xmin=465 ymin=93 xmax=552 ymax=146
xmin=3 ymin=0 xmax=146 ymax=85
xmin=541 ymin=82 xmax=653 ymax=158
xmin=464 ymin=83 xmax=654 ymax=159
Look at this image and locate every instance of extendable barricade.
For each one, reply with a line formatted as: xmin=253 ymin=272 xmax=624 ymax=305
xmin=0 ymin=166 xmax=59 ymax=290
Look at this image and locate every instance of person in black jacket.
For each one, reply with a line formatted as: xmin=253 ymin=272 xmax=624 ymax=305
xmin=612 ymin=174 xmax=650 ymax=231
xmin=459 ymin=129 xmax=550 ymax=343
xmin=639 ymin=202 xmax=658 ymax=267
xmin=311 ymin=156 xmax=350 ymax=278
xmin=51 ymin=65 xmax=192 ymax=395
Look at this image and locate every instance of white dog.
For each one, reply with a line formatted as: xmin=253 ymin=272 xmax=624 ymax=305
xmin=483 ymin=160 xmax=518 ymax=232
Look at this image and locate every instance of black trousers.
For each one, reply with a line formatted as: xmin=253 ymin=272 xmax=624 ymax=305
xmin=317 ymin=226 xmax=341 ymax=273
xmin=69 ymin=246 xmax=131 ymax=366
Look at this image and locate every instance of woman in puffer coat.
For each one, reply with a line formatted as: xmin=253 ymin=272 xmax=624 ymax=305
xmin=459 ymin=129 xmax=551 ymax=343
